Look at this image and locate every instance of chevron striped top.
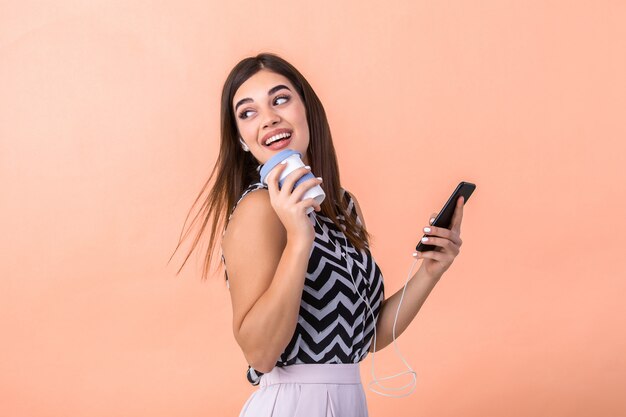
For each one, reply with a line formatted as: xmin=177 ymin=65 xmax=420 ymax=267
xmin=221 ymin=182 xmax=385 ymax=385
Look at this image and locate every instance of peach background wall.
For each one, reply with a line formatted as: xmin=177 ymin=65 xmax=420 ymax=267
xmin=1 ymin=1 xmax=625 ymax=416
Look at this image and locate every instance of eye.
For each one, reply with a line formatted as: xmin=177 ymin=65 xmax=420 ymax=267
xmin=238 ymin=109 xmax=255 ymax=120
xmin=274 ymin=94 xmax=290 ymax=105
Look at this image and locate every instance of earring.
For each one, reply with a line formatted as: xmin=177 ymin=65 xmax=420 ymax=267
xmin=239 ymin=138 xmax=250 ymax=152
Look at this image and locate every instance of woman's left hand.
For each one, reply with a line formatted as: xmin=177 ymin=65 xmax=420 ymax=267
xmin=413 ymin=196 xmax=464 ymax=280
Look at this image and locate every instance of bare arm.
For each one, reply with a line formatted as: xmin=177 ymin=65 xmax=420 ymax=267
xmin=369 ymin=194 xmax=466 ymax=351
xmin=369 ymin=268 xmax=440 ymax=352
xmin=222 ymin=190 xmax=313 ymax=373
xmin=345 ymin=191 xmax=442 ymax=352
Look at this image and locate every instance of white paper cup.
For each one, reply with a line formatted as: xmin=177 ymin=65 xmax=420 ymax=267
xmin=260 ymin=150 xmax=326 ymax=215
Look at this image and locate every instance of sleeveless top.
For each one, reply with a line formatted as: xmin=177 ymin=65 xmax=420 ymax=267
xmin=221 ymin=182 xmax=385 ymax=385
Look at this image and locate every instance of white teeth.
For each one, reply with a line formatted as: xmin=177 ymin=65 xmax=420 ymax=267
xmin=265 ymin=132 xmax=291 ymax=146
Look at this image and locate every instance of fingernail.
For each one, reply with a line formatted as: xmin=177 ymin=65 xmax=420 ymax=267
xmin=316 ymin=177 xmax=322 ymax=181
xmin=304 ymin=165 xmax=311 ymax=170
xmin=430 ymin=218 xmax=435 ymax=224
xmin=422 ymin=237 xmax=429 ymax=242
xmin=412 ymin=252 xmax=419 ymax=257
xmin=281 ymin=160 xmax=288 ymax=165
xmin=423 ymin=227 xmax=431 ymax=233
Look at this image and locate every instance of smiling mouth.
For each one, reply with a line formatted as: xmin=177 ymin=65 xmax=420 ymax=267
xmin=264 ymin=132 xmax=292 ymax=146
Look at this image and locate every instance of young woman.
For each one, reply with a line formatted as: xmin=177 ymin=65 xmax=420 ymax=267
xmin=172 ymin=52 xmax=465 ymax=416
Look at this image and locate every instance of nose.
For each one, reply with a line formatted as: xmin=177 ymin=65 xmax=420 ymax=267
xmin=261 ymin=108 xmax=281 ymax=129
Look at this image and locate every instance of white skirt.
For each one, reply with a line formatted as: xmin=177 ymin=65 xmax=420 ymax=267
xmin=238 ymin=363 xmax=369 ymax=417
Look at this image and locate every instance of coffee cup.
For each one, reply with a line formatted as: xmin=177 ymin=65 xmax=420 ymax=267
xmin=259 ymin=149 xmax=326 ymax=215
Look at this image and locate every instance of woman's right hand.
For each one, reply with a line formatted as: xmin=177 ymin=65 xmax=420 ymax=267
xmin=266 ymin=163 xmax=323 ymax=244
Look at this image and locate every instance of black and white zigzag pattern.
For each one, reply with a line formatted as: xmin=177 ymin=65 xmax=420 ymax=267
xmin=222 ymin=182 xmax=385 ymax=384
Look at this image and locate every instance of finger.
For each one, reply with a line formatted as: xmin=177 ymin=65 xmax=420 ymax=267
xmin=267 ymin=162 xmax=287 ymax=193
xmin=451 ymin=196 xmax=464 ymax=234
xmin=282 ymin=166 xmax=313 ymax=197
xmin=413 ymin=250 xmax=445 ymax=262
xmin=290 ymin=176 xmax=322 ymax=202
xmin=419 ymin=236 xmax=458 ymax=253
xmin=301 ymin=197 xmax=320 ymax=212
xmin=422 ymin=225 xmax=462 ymax=246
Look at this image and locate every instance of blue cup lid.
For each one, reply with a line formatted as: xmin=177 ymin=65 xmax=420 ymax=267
xmin=259 ymin=149 xmax=301 ymax=184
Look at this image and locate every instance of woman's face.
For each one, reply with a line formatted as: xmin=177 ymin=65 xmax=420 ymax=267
xmin=233 ymin=69 xmax=310 ymax=166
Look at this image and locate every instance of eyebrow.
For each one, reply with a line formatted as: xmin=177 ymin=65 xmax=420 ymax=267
xmin=234 ymin=84 xmax=291 ymax=112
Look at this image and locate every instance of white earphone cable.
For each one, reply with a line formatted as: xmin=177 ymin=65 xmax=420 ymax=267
xmin=312 ymin=213 xmax=419 ymax=398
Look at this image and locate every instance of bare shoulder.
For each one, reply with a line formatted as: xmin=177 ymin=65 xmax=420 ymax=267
xmin=222 ymin=189 xmax=287 ymax=340
xmin=223 ymin=188 xmax=279 ymax=243
xmin=345 ymin=189 xmax=367 ymax=229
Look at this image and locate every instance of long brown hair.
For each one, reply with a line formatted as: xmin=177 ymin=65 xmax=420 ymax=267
xmin=168 ymin=52 xmax=373 ymax=281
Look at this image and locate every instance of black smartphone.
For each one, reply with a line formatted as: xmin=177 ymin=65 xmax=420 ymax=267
xmin=415 ymin=181 xmax=476 ymax=252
